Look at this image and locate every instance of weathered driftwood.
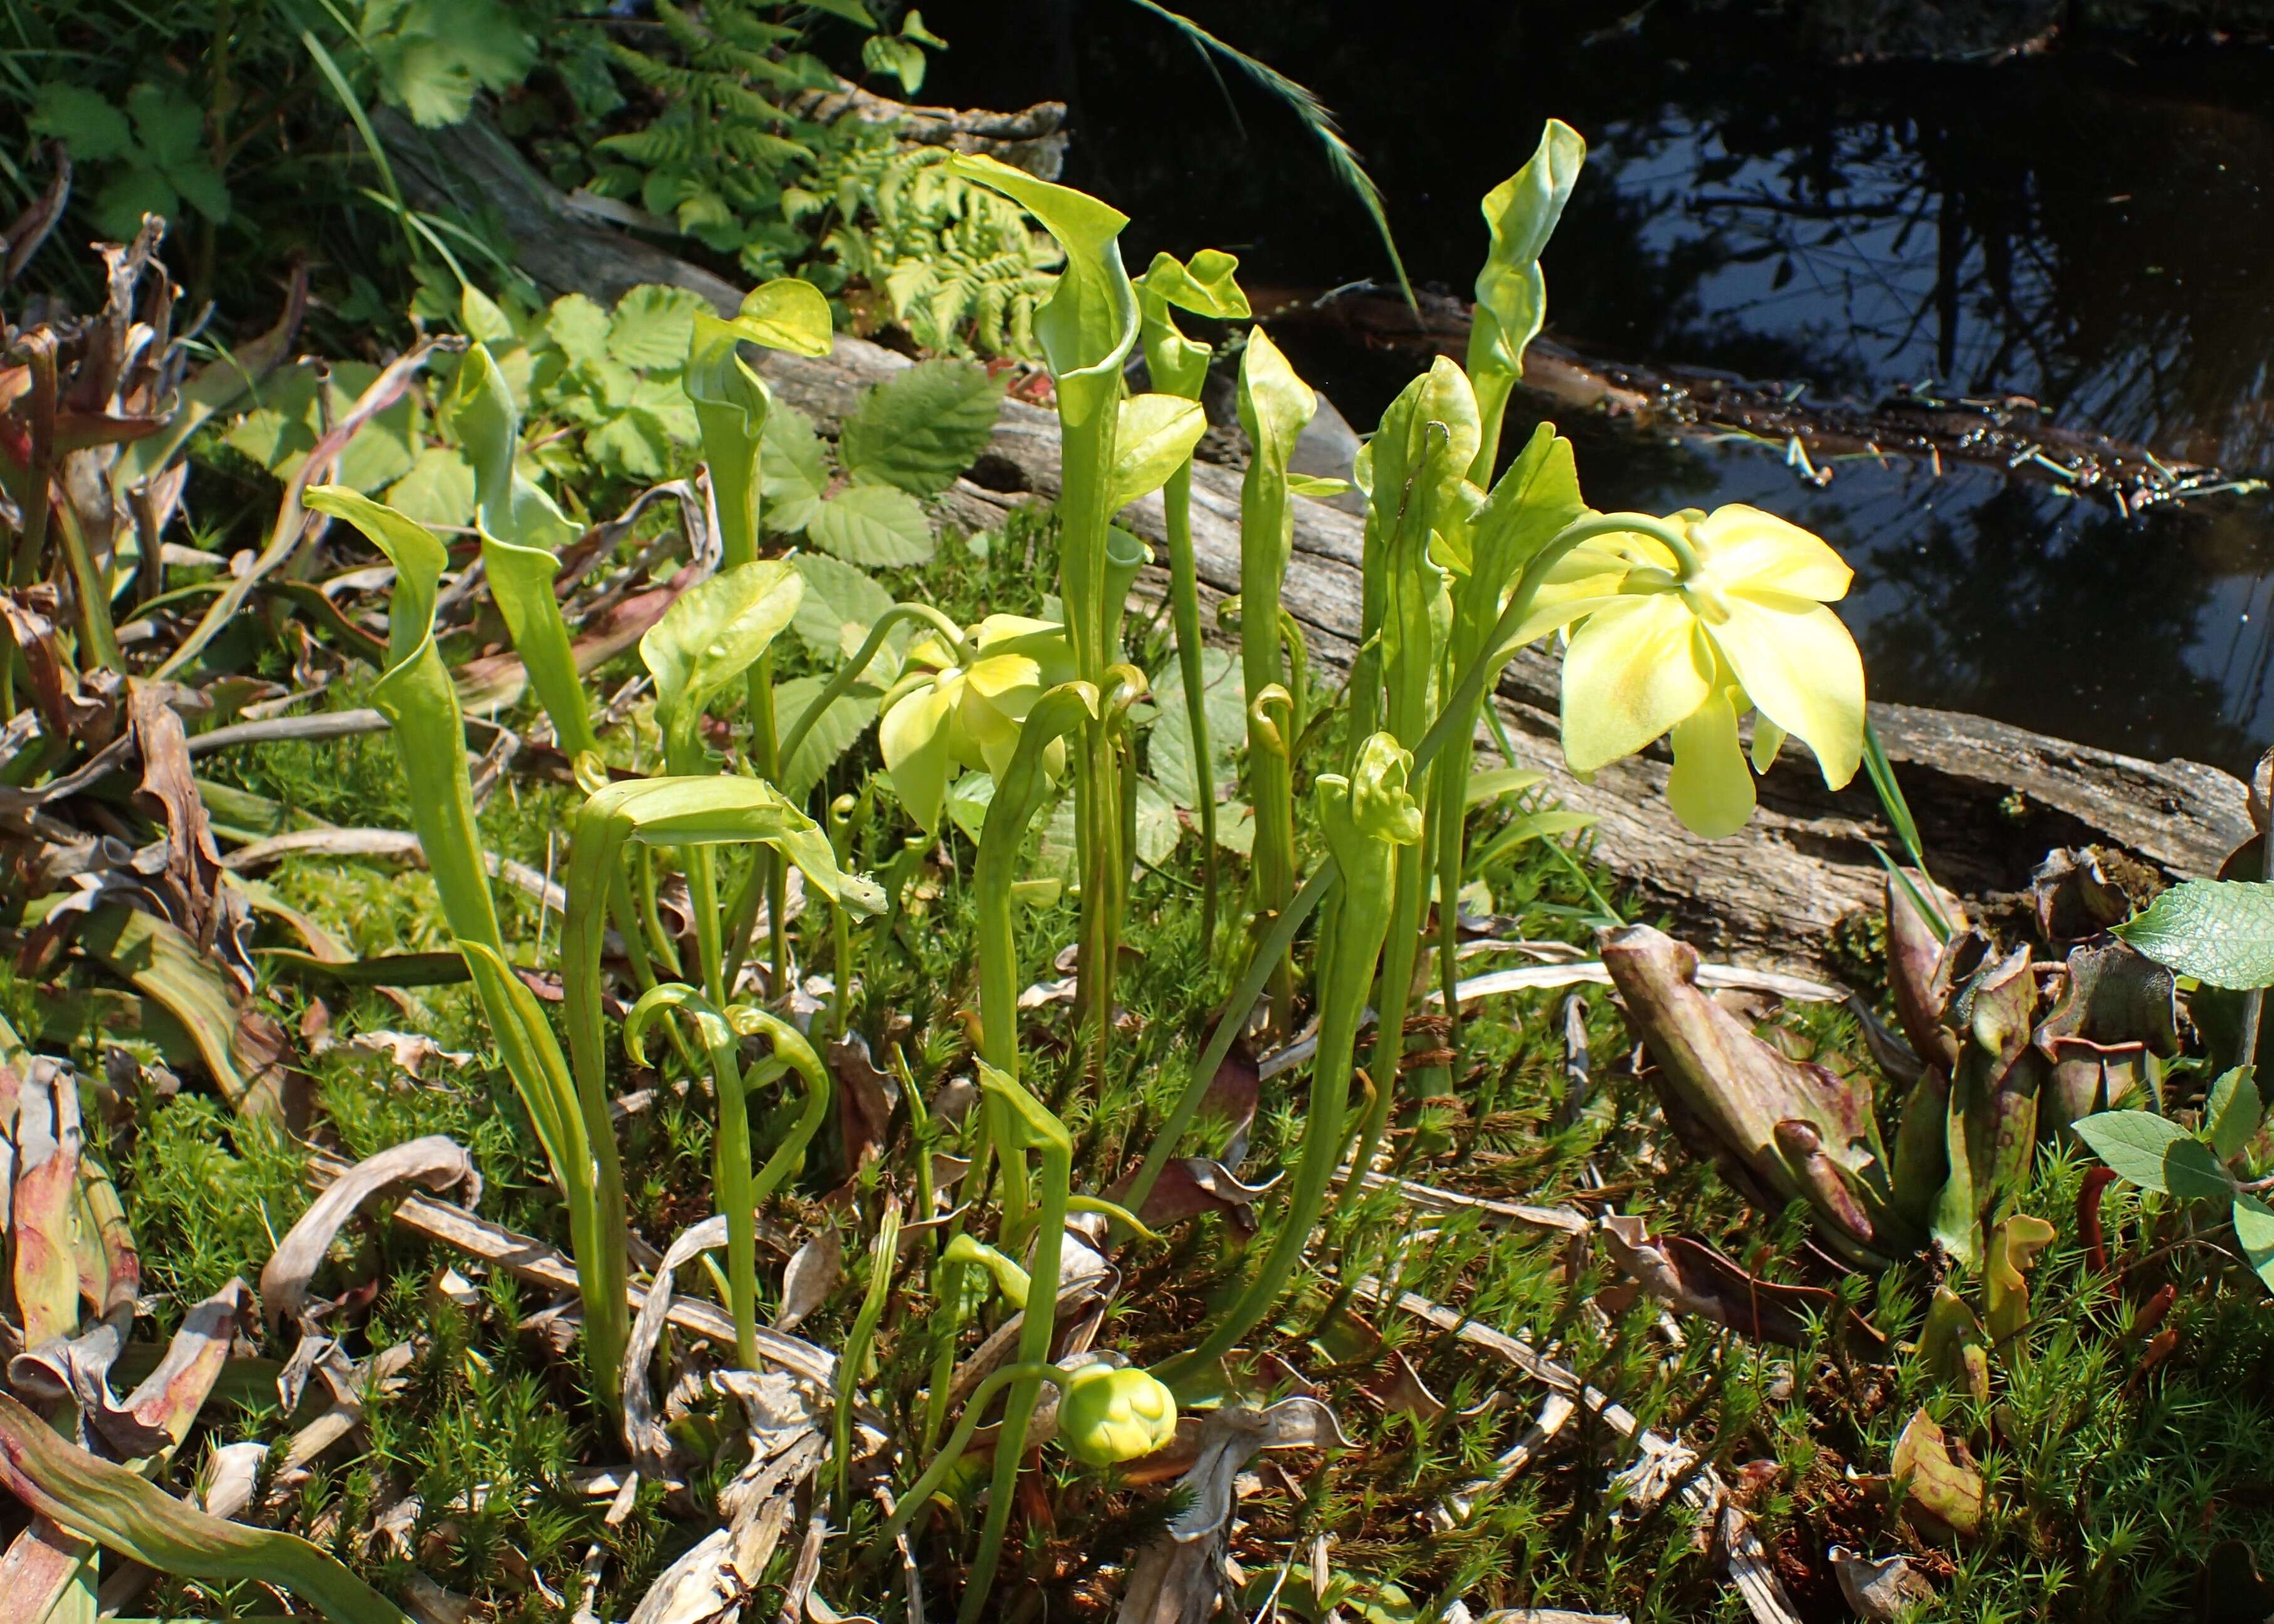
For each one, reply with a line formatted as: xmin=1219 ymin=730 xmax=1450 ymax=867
xmin=752 ymin=335 xmax=2251 ymax=973
xmin=384 ymin=107 xmax=2251 ymax=973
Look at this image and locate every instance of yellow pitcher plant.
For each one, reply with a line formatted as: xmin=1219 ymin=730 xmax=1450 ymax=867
xmin=876 ymin=612 xmax=1078 ymax=834
xmin=1513 ymin=502 xmax=1866 ymax=836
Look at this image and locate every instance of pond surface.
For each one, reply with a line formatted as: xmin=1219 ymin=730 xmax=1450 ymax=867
xmin=921 ymin=0 xmax=2274 ymax=771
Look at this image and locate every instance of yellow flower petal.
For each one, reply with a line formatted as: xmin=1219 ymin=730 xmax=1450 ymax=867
xmin=1559 ymin=593 xmax=1713 ymax=773
xmin=1666 ymin=688 xmax=1756 ymax=836
xmin=1749 ymin=715 xmax=1787 ymax=775
xmin=1705 ymin=594 xmax=1864 ymax=788
xmin=962 ymin=652 xmax=1044 ymax=703
xmin=879 ymin=682 xmax=957 ymax=834
xmin=1694 ymin=505 xmax=1853 ymax=601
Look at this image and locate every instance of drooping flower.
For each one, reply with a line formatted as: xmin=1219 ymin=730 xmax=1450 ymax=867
xmin=877 ymin=614 xmax=1076 ymax=835
xmin=1520 ymin=504 xmax=1865 ymax=837
xmin=1056 ymin=1363 xmax=1178 ymax=1465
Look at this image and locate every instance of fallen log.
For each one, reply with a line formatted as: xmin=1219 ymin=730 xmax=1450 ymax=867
xmin=386 ymin=107 xmax=2251 ymax=973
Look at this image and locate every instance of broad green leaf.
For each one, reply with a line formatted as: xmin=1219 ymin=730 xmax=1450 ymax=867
xmin=384 ymin=445 xmax=477 ymax=528
xmin=2115 ymin=878 xmax=2274 ymax=990
xmin=727 ymin=277 xmax=833 ymax=356
xmin=2166 ymin=1136 xmax=2238 ymax=1202
xmin=458 ymin=283 xmax=518 ymax=347
xmin=2234 ymin=1193 xmax=2274 ymax=1292
xmin=774 ymin=674 xmax=876 ymax=800
xmin=546 ymin=292 xmax=612 ymax=367
xmin=586 ymin=406 xmax=675 ymax=479
xmin=607 ymin=283 xmax=712 ymax=371
xmin=761 ymin=403 xmax=829 ymax=534
xmin=1149 ymin=644 xmax=1243 ymax=811
xmin=365 ymin=0 xmax=534 ymax=127
xmin=223 ymin=361 xmax=419 ymax=493
xmin=838 ymin=359 xmax=1003 ymax=497
xmin=2208 ymin=1065 xmax=2263 ymax=1163
xmin=947 ymin=771 xmax=995 ymax=847
xmin=809 ymin=482 xmax=934 ymax=567
xmin=1134 ymin=775 xmax=1181 ymax=865
xmin=641 ymin=559 xmax=805 ymax=765
xmin=29 ymin=82 xmax=133 ymax=160
xmin=1105 ymin=394 xmax=1207 ymax=512
xmin=791 ymin=552 xmax=901 ymax=674
xmin=628 ymin=373 xmax=699 ymax=443
xmin=2073 ymin=1109 xmax=2187 ymax=1193
xmin=0 ymin=1389 xmax=412 ymax=1624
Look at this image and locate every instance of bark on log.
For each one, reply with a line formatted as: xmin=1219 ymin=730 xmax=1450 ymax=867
xmin=382 ymin=107 xmax=2250 ymax=974
xmin=752 ymin=337 xmax=2251 ymax=974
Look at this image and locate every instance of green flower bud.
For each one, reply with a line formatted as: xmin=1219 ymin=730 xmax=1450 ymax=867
xmin=1056 ymin=1364 xmax=1177 ymax=1466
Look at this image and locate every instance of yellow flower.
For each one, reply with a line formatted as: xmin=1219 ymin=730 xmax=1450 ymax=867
xmin=1056 ymin=1363 xmax=1178 ymax=1465
xmin=1524 ymin=505 xmax=1865 ymax=838
xmin=878 ymin=614 xmax=1075 ymax=835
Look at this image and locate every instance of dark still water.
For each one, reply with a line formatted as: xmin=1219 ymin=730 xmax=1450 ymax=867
xmin=916 ymin=0 xmax=2274 ymax=771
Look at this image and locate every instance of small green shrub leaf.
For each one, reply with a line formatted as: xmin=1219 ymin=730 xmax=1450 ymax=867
xmin=791 ymin=553 xmax=900 ymax=672
xmin=809 ymin=482 xmax=934 ymax=566
xmin=29 ymin=82 xmax=134 ymax=160
xmin=606 ymin=284 xmax=712 ymax=371
xmin=774 ymin=675 xmax=876 ymax=800
xmin=2208 ymin=1066 xmax=2263 ymax=1163
xmin=2073 ymin=1110 xmax=2186 ymax=1193
xmin=2166 ymin=1136 xmax=2238 ymax=1201
xmin=384 ymin=446 xmax=478 ymax=528
xmin=546 ymin=292 xmax=613 ymax=367
xmin=839 ymin=359 xmax=1003 ymax=497
xmin=2115 ymin=879 xmax=2274 ymax=990
xmin=761 ymin=404 xmax=829 ymax=533
xmin=2234 ymin=1193 xmax=2274 ymax=1292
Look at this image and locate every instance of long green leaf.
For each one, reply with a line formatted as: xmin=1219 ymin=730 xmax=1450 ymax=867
xmin=0 ymin=1392 xmax=412 ymax=1624
xmin=1117 ymin=0 xmax=1412 ymax=307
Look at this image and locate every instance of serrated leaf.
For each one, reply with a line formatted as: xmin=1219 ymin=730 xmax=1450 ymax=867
xmin=1134 ymin=776 xmax=1181 ymax=865
xmin=384 ymin=445 xmax=478 ymax=529
xmin=774 ymin=675 xmax=876 ymax=801
xmin=2115 ymin=878 xmax=2274 ymax=990
xmin=93 ymin=167 xmax=177 ymax=243
xmin=791 ymin=553 xmax=900 ymax=674
xmin=607 ymin=283 xmax=712 ymax=371
xmin=838 ymin=359 xmax=1003 ymax=497
xmin=946 ymin=771 xmax=994 ymax=848
xmin=761 ymin=403 xmax=828 ymax=533
xmin=808 ymin=482 xmax=934 ymax=567
xmin=2208 ymin=1066 xmax=2263 ymax=1163
xmin=586 ymin=407 xmax=675 ymax=479
xmin=29 ymin=82 xmax=134 ymax=161
xmin=546 ymin=292 xmax=612 ymax=367
xmin=2073 ymin=1110 xmax=2186 ymax=1193
xmin=127 ymin=80 xmax=201 ymax=157
xmin=2234 ymin=1193 xmax=2274 ymax=1293
xmin=1105 ymin=393 xmax=1206 ymax=512
xmin=1149 ymin=644 xmax=1242 ymax=811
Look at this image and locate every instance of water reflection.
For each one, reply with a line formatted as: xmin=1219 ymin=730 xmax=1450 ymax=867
xmin=917 ymin=0 xmax=2274 ymax=767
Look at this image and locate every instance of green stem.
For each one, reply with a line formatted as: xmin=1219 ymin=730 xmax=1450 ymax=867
xmin=961 ymin=1080 xmax=1072 ymax=1623
xmin=1161 ymin=462 xmax=1219 ymax=945
xmin=835 ymin=1201 xmax=902 ymax=1522
xmin=876 ymin=1361 xmax=1067 ymax=1557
